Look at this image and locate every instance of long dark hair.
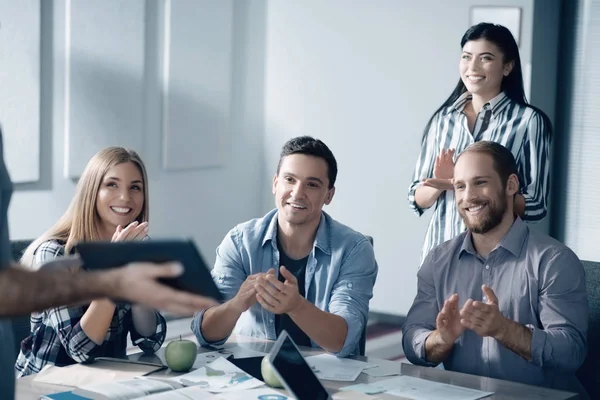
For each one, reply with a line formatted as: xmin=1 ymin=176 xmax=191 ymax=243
xmin=422 ymin=23 xmax=552 ymax=142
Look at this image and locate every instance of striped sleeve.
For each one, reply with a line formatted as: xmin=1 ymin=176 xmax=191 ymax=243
xmin=408 ymin=113 xmax=439 ymax=216
xmin=519 ymin=111 xmax=551 ymax=221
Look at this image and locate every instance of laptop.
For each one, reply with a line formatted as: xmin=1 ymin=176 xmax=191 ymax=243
xmin=267 ymin=330 xmax=333 ymax=400
xmin=74 ymin=239 xmax=223 ymax=302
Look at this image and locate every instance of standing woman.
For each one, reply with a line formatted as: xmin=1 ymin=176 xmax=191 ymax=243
xmin=15 ymin=147 xmax=166 ymax=376
xmin=408 ymin=22 xmax=551 ymax=263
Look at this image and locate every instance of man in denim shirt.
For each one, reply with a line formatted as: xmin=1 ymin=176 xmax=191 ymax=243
xmin=191 ymin=136 xmax=378 ymax=357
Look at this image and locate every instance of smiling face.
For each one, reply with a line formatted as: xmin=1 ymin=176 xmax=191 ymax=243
xmin=273 ymin=154 xmax=335 ymax=227
xmin=453 ymin=151 xmax=516 ymax=234
xmin=460 ymin=39 xmax=513 ymax=101
xmin=95 ymin=161 xmax=145 ymax=238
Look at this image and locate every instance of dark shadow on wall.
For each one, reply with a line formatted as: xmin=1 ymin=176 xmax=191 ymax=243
xmin=550 ymin=0 xmax=579 ymax=241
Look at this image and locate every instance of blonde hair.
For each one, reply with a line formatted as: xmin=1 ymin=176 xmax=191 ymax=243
xmin=21 ymin=147 xmax=149 ymax=267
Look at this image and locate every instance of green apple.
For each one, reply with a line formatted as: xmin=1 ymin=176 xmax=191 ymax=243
xmin=261 ymin=355 xmax=283 ymax=388
xmin=165 ymin=337 xmax=197 ymax=372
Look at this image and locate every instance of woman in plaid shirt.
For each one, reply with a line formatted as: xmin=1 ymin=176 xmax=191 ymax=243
xmin=15 ymin=147 xmax=167 ymax=377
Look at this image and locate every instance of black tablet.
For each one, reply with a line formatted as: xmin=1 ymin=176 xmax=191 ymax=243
xmin=74 ymin=239 xmax=223 ymax=302
xmin=267 ymin=330 xmax=332 ymax=400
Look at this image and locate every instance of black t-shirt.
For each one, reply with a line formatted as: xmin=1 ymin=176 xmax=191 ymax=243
xmin=275 ymin=238 xmax=312 ymax=347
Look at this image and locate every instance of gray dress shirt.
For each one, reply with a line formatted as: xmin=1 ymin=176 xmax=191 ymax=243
xmin=402 ymin=218 xmax=588 ymax=394
xmin=0 ymin=132 xmax=15 ymax=398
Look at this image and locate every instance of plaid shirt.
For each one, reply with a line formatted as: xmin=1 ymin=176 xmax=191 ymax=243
xmin=14 ymin=240 xmax=167 ymax=377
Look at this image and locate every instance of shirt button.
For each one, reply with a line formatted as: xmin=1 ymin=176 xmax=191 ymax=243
xmin=485 ymin=265 xmax=490 ymax=270
xmin=347 ymin=282 xmax=353 ymax=289
xmin=269 ymin=318 xmax=274 ymax=324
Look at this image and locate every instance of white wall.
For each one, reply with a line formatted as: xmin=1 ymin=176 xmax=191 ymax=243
xmin=7 ymin=0 xmax=559 ymax=317
xmin=262 ymin=0 xmax=535 ymax=315
xmin=8 ymin=0 xmax=268 ymax=265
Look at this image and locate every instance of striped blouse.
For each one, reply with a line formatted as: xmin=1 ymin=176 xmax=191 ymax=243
xmin=408 ymin=91 xmax=551 ymax=264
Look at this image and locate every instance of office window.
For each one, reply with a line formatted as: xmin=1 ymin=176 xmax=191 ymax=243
xmin=563 ymin=0 xmax=600 ymax=260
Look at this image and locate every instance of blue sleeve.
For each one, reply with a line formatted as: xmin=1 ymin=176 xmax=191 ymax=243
xmin=191 ymin=226 xmax=247 ymax=346
xmin=328 ymin=238 xmax=377 ymax=357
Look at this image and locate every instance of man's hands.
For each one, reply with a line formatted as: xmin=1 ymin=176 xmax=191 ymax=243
xmin=421 ymin=148 xmax=455 ymax=191
xmin=434 ymin=286 xmax=509 ymax=343
xmin=230 ymin=269 xmax=276 ymax=314
xmin=255 ymin=266 xmax=303 ymax=315
xmin=436 ymin=294 xmax=466 ymax=345
xmin=459 ymin=285 xmax=508 ymax=340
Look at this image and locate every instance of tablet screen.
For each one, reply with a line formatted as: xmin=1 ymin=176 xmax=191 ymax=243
xmin=270 ymin=332 xmax=330 ymax=400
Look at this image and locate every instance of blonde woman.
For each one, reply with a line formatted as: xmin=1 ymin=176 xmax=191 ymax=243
xmin=15 ymin=147 xmax=166 ymax=377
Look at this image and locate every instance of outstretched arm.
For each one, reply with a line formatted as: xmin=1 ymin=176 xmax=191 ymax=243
xmin=0 ymin=264 xmax=118 ymax=317
xmin=0 ymin=261 xmax=218 ymax=318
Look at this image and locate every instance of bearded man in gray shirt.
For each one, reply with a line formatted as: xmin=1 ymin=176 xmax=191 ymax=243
xmin=402 ymin=140 xmax=588 ymax=397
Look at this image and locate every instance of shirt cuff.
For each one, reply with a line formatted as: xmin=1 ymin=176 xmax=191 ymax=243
xmin=331 ymin=312 xmax=362 ymax=358
xmin=414 ymin=329 xmax=440 ymax=367
xmin=191 ymin=307 xmax=229 ymax=347
xmin=408 ymin=186 xmax=425 ymax=216
xmin=529 ymin=324 xmax=545 ymax=367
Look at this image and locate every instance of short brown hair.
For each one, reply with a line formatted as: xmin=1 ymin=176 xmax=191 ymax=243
xmin=457 ymin=141 xmax=519 ymax=185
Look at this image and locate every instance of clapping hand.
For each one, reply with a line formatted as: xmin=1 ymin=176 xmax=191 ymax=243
xmin=421 ymin=148 xmax=455 ymax=191
xmin=111 ymin=221 xmax=149 ymax=242
xmin=459 ymin=285 xmax=508 ymax=339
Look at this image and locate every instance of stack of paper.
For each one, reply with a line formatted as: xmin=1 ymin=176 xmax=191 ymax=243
xmin=304 ymin=354 xmax=377 ymax=381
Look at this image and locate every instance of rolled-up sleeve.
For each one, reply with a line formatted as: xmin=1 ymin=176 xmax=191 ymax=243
xmin=529 ymin=249 xmax=588 ymax=371
xmin=402 ymin=254 xmax=441 ymax=367
xmin=328 ymin=238 xmax=378 ymax=357
xmin=408 ymin=113 xmax=439 ymax=216
xmin=46 ymin=306 xmax=102 ymax=363
xmin=519 ymin=112 xmax=551 ymax=221
xmin=191 ymin=227 xmax=247 ymax=346
xmin=130 ymin=311 xmax=166 ymax=355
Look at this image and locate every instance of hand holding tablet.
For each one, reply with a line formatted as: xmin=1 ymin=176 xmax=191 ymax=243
xmin=75 ymin=239 xmax=223 ymax=302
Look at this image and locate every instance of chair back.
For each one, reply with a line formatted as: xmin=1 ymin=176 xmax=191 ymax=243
xmin=11 ymin=239 xmax=31 ymax=262
xmin=10 ymin=239 xmax=33 ymax=360
xmin=577 ymin=260 xmax=600 ymax=398
xmin=358 ymin=235 xmax=374 ymax=356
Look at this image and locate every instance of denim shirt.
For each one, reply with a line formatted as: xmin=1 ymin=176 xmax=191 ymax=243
xmin=191 ymin=209 xmax=378 ymax=357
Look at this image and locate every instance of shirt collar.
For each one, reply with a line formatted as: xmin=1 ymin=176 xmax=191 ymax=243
xmin=459 ymin=217 xmax=528 ymax=258
xmin=262 ymin=210 xmax=332 ymax=255
xmin=448 ymin=91 xmax=510 ymax=118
